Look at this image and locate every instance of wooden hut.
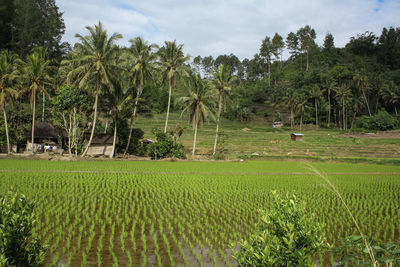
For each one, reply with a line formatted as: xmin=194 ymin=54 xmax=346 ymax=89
xmin=83 ymin=134 xmax=118 ymax=157
xmin=290 ymin=133 xmax=304 ymax=141
xmin=25 ymin=122 xmax=60 ymax=152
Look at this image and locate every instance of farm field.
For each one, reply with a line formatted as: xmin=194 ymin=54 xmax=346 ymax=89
xmin=133 ymin=113 xmax=400 ymax=161
xmin=1 ymin=159 xmax=400 ymax=266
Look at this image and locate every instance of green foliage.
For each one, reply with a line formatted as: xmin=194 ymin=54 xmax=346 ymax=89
xmin=232 ymin=191 xmax=329 ymax=267
xmin=147 ymin=128 xmax=185 ymax=160
xmin=0 ymin=190 xmax=46 ymax=267
xmin=335 ymin=235 xmax=400 ymax=266
xmin=356 ymin=110 xmax=398 ymax=131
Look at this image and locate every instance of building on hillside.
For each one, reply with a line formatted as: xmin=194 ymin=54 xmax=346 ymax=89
xmin=291 ymin=133 xmax=304 ymax=141
xmin=25 ymin=122 xmax=60 ymax=152
xmin=83 ymin=134 xmax=117 ymax=157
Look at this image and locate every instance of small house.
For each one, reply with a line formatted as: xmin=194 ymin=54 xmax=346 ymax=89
xmin=84 ymin=134 xmax=118 ymax=157
xmin=25 ymin=122 xmax=59 ymax=152
xmin=291 ymin=133 xmax=304 ymax=141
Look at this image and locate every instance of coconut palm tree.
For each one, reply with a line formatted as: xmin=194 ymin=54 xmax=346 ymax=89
xmin=158 ymin=40 xmax=189 ymax=133
xmin=353 ymin=70 xmax=372 ymax=116
xmin=310 ymin=84 xmax=322 ymax=127
xmin=0 ymin=50 xmax=19 ymax=154
xmin=106 ymin=76 xmax=132 ymax=159
xmin=334 ymin=83 xmax=352 ymax=130
xmin=67 ymin=21 xmax=122 ymax=157
xmin=212 ymin=64 xmax=236 ymax=155
xmin=19 ymin=47 xmax=52 ymax=153
xmin=381 ymin=81 xmax=400 ymax=116
xmin=177 ymin=73 xmax=215 ymax=156
xmin=124 ymin=37 xmax=158 ymax=154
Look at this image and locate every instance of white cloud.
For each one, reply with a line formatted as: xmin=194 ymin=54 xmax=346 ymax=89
xmin=57 ymin=0 xmax=400 ymax=60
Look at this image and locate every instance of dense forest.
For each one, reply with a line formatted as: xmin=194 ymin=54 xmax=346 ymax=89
xmin=1 ymin=0 xmax=399 ymax=157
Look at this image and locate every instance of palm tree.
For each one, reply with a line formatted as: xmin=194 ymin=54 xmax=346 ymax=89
xmin=19 ymin=47 xmax=52 ymax=153
xmin=310 ymin=84 xmax=322 ymax=127
xmin=353 ymin=70 xmax=372 ymax=116
xmin=212 ymin=64 xmax=236 ymax=155
xmin=334 ymin=83 xmax=352 ymax=130
xmin=177 ymin=73 xmax=215 ymax=156
xmin=158 ymin=40 xmax=189 ymax=133
xmin=381 ymin=81 xmax=400 ymax=116
xmin=0 ymin=50 xmax=19 ymax=154
xmin=124 ymin=37 xmax=158 ymax=154
xmin=67 ymin=22 xmax=122 ymax=157
xmin=296 ymin=95 xmax=309 ymax=130
xmin=284 ymin=87 xmax=298 ymax=129
xmin=106 ymin=77 xmax=132 ymax=159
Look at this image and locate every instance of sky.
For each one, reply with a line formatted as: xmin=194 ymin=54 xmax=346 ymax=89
xmin=57 ymin=0 xmax=400 ymax=60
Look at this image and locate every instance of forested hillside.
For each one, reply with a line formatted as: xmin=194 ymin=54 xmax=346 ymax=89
xmin=1 ymin=0 xmax=399 ymax=156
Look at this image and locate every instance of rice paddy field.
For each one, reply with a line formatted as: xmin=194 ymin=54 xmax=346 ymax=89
xmin=1 ymin=159 xmax=400 ymax=266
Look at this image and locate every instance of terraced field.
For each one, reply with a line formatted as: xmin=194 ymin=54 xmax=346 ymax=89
xmin=133 ymin=113 xmax=400 ymax=160
xmin=1 ymin=160 xmax=399 ymax=266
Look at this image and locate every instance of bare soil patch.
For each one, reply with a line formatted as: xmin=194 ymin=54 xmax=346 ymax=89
xmin=343 ymin=130 xmax=400 ymax=139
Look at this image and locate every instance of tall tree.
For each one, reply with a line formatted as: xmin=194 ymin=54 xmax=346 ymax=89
xmin=19 ymin=47 xmax=51 ymax=153
xmin=0 ymin=50 xmax=19 ymax=154
xmin=310 ymin=84 xmax=322 ymax=127
xmin=334 ymin=83 xmax=352 ymax=130
xmin=67 ymin=22 xmax=122 ymax=157
xmin=106 ymin=77 xmax=132 ymax=159
xmin=158 ymin=40 xmax=189 ymax=133
xmin=260 ymin=36 xmax=273 ymax=86
xmin=272 ymin=33 xmax=285 ymax=63
xmin=10 ymin=0 xmax=66 ymax=59
xmin=177 ymin=73 xmax=215 ymax=156
xmin=286 ymin=32 xmax=299 ymax=60
xmin=353 ymin=70 xmax=372 ymax=116
xmin=124 ymin=37 xmax=158 ymax=154
xmin=297 ymin=25 xmax=316 ymax=71
xmin=212 ymin=64 xmax=236 ymax=155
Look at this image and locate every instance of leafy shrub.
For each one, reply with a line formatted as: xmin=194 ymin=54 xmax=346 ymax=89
xmin=232 ymin=191 xmax=329 ymax=267
xmin=0 ymin=190 xmax=46 ymax=267
xmin=148 ymin=129 xmax=185 ymax=160
xmin=335 ymin=235 xmax=400 ymax=266
xmin=356 ymin=110 xmax=398 ymax=131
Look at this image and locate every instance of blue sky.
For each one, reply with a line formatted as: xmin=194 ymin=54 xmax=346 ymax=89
xmin=57 ymin=0 xmax=400 ymax=60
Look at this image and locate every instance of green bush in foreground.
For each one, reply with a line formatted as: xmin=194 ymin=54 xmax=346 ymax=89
xmin=0 ymin=190 xmax=46 ymax=267
xmin=232 ymin=191 xmax=330 ymax=267
xmin=148 ymin=129 xmax=185 ymax=160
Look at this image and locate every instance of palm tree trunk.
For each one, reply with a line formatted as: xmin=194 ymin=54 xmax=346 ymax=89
xmin=68 ymin=113 xmax=72 ymax=157
xmin=192 ymin=119 xmax=198 ymax=157
xmin=395 ymin=106 xmax=398 ymax=116
xmin=268 ymin=61 xmax=271 ymax=87
xmin=212 ymin=94 xmax=223 ymax=155
xmin=31 ymin=92 xmax=36 ymax=154
xmin=3 ymin=107 xmax=10 ymax=154
xmin=290 ymin=108 xmax=294 ymax=129
xmin=82 ymin=88 xmax=99 ymax=157
xmin=300 ymin=114 xmax=303 ymax=130
xmin=73 ymin=107 xmax=77 ymax=157
xmin=343 ymin=99 xmax=345 ymax=130
xmin=315 ymin=98 xmax=318 ymax=128
xmin=110 ymin=114 xmax=117 ymax=159
xmin=328 ymin=89 xmax=331 ymax=127
xmin=361 ymin=87 xmax=371 ymax=116
xmin=42 ymin=92 xmax=45 ymax=122
xmin=124 ymin=96 xmax=140 ymax=154
xmin=164 ymin=78 xmax=173 ymax=133
xmin=306 ymin=50 xmax=309 ymax=71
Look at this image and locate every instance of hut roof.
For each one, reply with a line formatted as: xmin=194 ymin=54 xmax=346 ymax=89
xmin=24 ymin=122 xmax=58 ymax=139
xmin=83 ymin=134 xmax=117 ymax=145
